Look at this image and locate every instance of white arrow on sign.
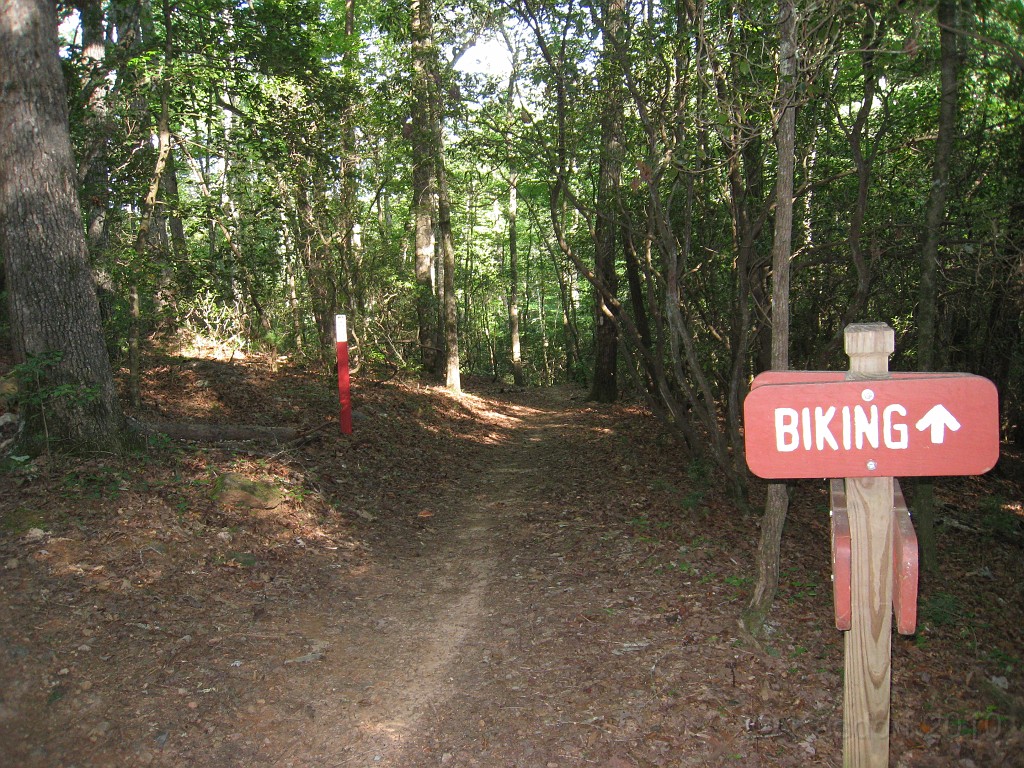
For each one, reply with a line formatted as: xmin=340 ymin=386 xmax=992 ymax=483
xmin=915 ymin=404 xmax=961 ymax=444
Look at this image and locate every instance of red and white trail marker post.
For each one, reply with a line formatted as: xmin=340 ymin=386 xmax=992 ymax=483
xmin=743 ymin=323 xmax=1000 ymax=767
xmin=336 ymin=315 xmax=352 ymax=435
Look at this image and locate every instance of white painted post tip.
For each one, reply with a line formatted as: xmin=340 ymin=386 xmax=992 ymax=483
xmin=335 ymin=314 xmax=347 ymax=343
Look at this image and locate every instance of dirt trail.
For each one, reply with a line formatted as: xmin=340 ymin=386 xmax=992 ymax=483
xmin=267 ymin=396 xmax=564 ymax=767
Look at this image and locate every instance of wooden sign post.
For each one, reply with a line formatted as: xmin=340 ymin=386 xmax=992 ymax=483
xmin=742 ymin=322 xmax=1000 ymax=767
xmin=842 ymin=324 xmax=895 ymax=766
xmin=336 ymin=315 xmax=352 ymax=435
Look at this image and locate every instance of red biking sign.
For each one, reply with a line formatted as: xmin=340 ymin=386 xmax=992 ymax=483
xmin=743 ymin=372 xmax=999 ymax=479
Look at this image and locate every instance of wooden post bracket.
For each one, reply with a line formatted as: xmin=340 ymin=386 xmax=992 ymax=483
xmin=830 ymin=478 xmax=853 ymax=632
xmin=829 ymin=478 xmax=919 ymax=636
xmin=891 ymin=482 xmax=919 ymax=635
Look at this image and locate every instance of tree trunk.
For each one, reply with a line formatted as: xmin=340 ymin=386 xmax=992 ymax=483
xmin=0 ymin=0 xmax=126 ymax=451
xmin=128 ymin=0 xmax=175 ymax=402
xmin=508 ymin=175 xmax=525 ymax=386
xmin=292 ymin=185 xmax=338 ymax=362
xmin=437 ymin=151 xmax=461 ymax=393
xmin=73 ymin=0 xmax=112 ymax=259
xmin=411 ymin=0 xmax=461 ymax=393
xmin=132 ymin=419 xmax=300 ymax=444
xmin=158 ymin=0 xmax=186 ymax=270
xmin=724 ymin=132 xmax=762 ymax=478
xmin=743 ymin=0 xmax=798 ymax=637
xmin=539 ymin=284 xmax=551 ymax=385
xmin=915 ymin=0 xmax=960 ymax=576
xmin=588 ymin=0 xmax=626 ymax=403
xmin=623 ymin=227 xmax=652 ymax=354
xmin=411 ymin=0 xmax=438 ymax=373
xmin=336 ymin=0 xmax=360 ymax=360
xmin=553 ymin=251 xmax=580 ymax=382
xmin=815 ymin=13 xmax=888 ymax=367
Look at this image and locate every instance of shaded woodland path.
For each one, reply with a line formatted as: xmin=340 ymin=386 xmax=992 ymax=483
xmin=215 ymin=390 xmax=834 ymax=768
xmin=248 ymin=392 xmax=646 ymax=767
xmin=2 ymin=373 xmax=1021 ymax=768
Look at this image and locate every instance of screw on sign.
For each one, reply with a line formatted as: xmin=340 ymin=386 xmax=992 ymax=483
xmin=742 ymin=323 xmax=1000 ymax=768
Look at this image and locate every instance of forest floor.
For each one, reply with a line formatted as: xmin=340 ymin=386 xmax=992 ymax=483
xmin=1 ymin=347 xmax=1023 ymax=768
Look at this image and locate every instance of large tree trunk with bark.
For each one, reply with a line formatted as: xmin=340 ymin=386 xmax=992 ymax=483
xmin=0 ymin=0 xmax=126 ymax=451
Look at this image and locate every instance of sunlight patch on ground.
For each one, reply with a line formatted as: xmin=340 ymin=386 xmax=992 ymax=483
xmin=359 ymin=720 xmax=409 ymax=738
xmin=428 ymin=388 xmax=527 ymax=428
xmin=175 ymin=332 xmax=249 ymax=362
xmin=436 ymin=389 xmax=550 ymax=421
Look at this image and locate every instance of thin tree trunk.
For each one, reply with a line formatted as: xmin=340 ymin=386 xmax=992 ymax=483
xmin=537 ymin=210 xmax=581 ymax=383
xmin=462 ymin=172 xmax=476 ymax=363
xmin=743 ymin=0 xmax=798 ymax=637
xmin=552 ymin=254 xmax=578 ymax=381
xmin=336 ymin=0 xmax=360 ymax=353
xmin=916 ymin=0 xmax=960 ymax=576
xmin=588 ymin=0 xmax=625 ymax=403
xmin=75 ymin=0 xmax=111 ymax=259
xmin=623 ymin=227 xmax=652 ymax=353
xmin=128 ymin=284 xmax=141 ymax=406
xmin=816 ymin=14 xmax=887 ymax=366
xmin=437 ymin=153 xmax=461 ymax=392
xmin=539 ymin=284 xmax=551 ymax=385
xmin=508 ymin=175 xmax=525 ymax=386
xmin=128 ymin=0 xmax=175 ymax=389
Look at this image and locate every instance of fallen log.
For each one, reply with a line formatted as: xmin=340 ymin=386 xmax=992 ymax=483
xmin=131 ymin=418 xmax=299 ymax=443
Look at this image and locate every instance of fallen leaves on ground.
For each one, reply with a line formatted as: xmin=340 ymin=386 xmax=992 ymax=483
xmin=0 ymin=353 xmax=1021 ymax=767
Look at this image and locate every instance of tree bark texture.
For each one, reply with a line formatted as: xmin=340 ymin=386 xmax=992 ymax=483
xmin=0 ymin=0 xmax=125 ymax=450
